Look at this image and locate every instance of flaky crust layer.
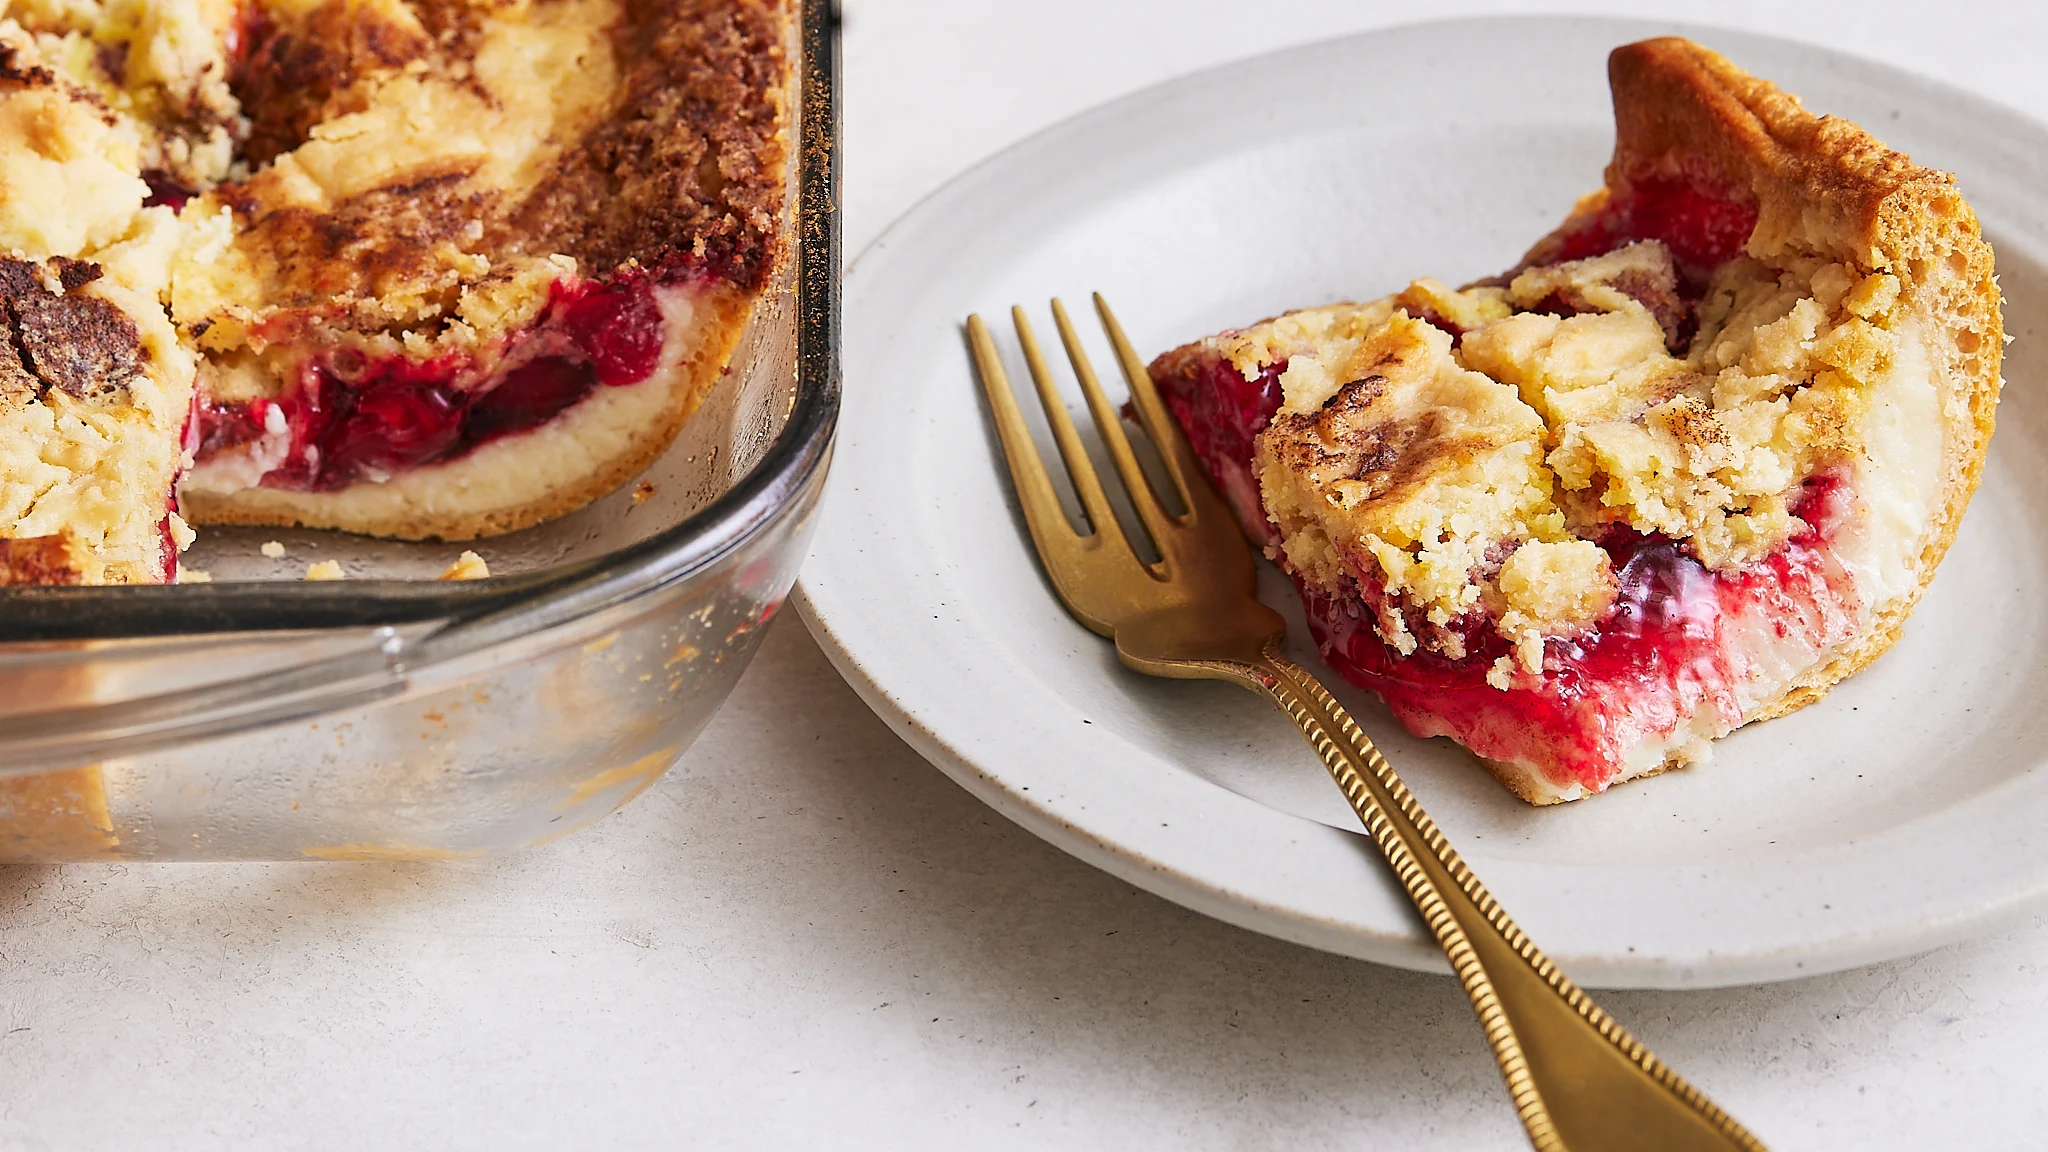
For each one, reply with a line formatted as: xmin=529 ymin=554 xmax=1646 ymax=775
xmin=1479 ymin=37 xmax=2003 ymax=804
xmin=1480 ymin=754 xmax=1680 ymax=807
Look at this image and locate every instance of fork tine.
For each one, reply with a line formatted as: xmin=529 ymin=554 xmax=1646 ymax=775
xmin=966 ymin=313 xmax=1085 ymax=556
xmin=1009 ymin=307 xmax=1143 ymax=568
xmin=1050 ymin=298 xmax=1178 ymax=548
xmin=1093 ymin=293 xmax=1201 ymax=512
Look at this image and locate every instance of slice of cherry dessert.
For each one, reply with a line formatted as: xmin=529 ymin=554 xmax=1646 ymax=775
xmin=1149 ymin=37 xmax=2001 ymax=803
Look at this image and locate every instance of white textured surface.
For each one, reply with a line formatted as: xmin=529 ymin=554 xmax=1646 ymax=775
xmin=5 ymin=2 xmax=2048 ymax=1147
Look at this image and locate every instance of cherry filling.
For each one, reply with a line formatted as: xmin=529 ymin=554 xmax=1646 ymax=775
xmin=1157 ymin=353 xmax=1287 ymax=548
xmin=1551 ymin=176 xmax=1759 ymax=278
xmin=1151 ymin=182 xmax=1867 ymax=790
xmin=1301 ymin=493 xmax=1856 ymax=789
xmin=157 ymin=496 xmax=178 ymax=577
xmin=141 ymin=172 xmax=192 ymax=212
xmin=154 ymin=400 xmax=205 ymax=580
xmin=194 ymin=274 xmax=672 ymax=492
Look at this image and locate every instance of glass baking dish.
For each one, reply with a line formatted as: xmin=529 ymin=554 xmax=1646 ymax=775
xmin=0 ymin=0 xmax=840 ymax=862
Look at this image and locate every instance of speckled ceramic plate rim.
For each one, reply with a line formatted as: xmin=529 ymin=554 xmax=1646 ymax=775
xmin=797 ymin=15 xmax=2048 ymax=989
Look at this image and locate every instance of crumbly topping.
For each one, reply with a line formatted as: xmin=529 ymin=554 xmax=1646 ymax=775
xmin=18 ymin=0 xmax=792 ymax=395
xmin=0 ymin=22 xmax=148 ymax=258
xmin=4 ymin=0 xmax=245 ymax=190
xmin=1256 ymin=314 xmax=1609 ymax=667
xmin=1505 ymin=241 xmax=1688 ymax=348
xmin=435 ymin=548 xmax=488 ymax=579
xmin=231 ymin=0 xmax=434 ymax=169
xmin=1239 ymin=238 xmax=1906 ymax=677
xmin=170 ymin=0 xmax=629 ymax=367
xmin=160 ymin=0 xmax=792 ymax=391
xmin=0 ymin=24 xmax=196 ymax=582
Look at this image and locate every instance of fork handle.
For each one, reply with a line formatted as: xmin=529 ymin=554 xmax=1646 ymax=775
xmin=1232 ymin=644 xmax=1768 ymax=1152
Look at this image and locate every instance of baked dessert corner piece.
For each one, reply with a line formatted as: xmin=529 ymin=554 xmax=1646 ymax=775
xmin=0 ymin=0 xmax=797 ymax=585
xmin=1150 ymin=37 xmax=2001 ymax=804
xmin=178 ymin=0 xmax=800 ymax=543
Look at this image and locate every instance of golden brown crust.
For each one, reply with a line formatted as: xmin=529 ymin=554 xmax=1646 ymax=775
xmin=1570 ymin=38 xmax=2001 ymax=726
xmin=1477 ymin=757 xmax=1562 ymax=806
xmin=1477 ymin=752 xmax=1684 ymax=807
xmin=0 ymin=533 xmax=86 ymax=585
xmin=197 ymin=0 xmax=795 ymax=341
xmin=233 ymin=0 xmax=437 ymax=169
xmin=1498 ymin=37 xmax=2003 ymax=769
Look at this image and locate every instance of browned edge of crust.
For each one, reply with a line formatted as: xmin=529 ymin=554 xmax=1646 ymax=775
xmin=1148 ymin=301 xmax=1376 ymax=378
xmin=1480 ymin=750 xmax=1689 ymax=806
xmin=1574 ymin=38 xmax=2002 ymax=731
xmin=0 ymin=533 xmax=86 ymax=585
xmin=182 ymin=286 xmax=760 ymax=541
xmin=1147 ymin=341 xmax=1212 ymax=390
xmin=1478 ymin=757 xmax=1572 ymax=806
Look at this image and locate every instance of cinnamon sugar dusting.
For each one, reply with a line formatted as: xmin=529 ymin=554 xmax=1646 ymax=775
xmin=505 ymin=0 xmax=793 ymax=291
xmin=171 ymin=0 xmax=793 ymax=386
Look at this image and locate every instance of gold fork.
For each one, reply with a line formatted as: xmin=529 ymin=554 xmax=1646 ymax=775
xmin=966 ymin=295 xmax=1769 ymax=1152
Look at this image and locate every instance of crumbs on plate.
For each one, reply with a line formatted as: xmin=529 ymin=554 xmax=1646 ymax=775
xmin=437 ymin=551 xmax=492 ymax=581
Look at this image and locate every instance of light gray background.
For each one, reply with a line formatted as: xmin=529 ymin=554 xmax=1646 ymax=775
xmin=6 ymin=2 xmax=2047 ymax=1148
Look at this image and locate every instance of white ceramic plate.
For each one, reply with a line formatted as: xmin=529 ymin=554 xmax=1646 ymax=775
xmin=797 ymin=17 xmax=2048 ymax=988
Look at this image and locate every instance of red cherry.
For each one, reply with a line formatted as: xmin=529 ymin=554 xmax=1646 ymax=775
xmin=464 ymin=357 xmax=595 ymax=446
xmin=315 ymin=376 xmax=463 ymax=487
xmin=1551 ymin=177 xmax=1759 ymax=274
xmin=558 ymin=279 xmax=666 ymax=386
xmin=195 ymin=272 xmax=673 ymax=491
